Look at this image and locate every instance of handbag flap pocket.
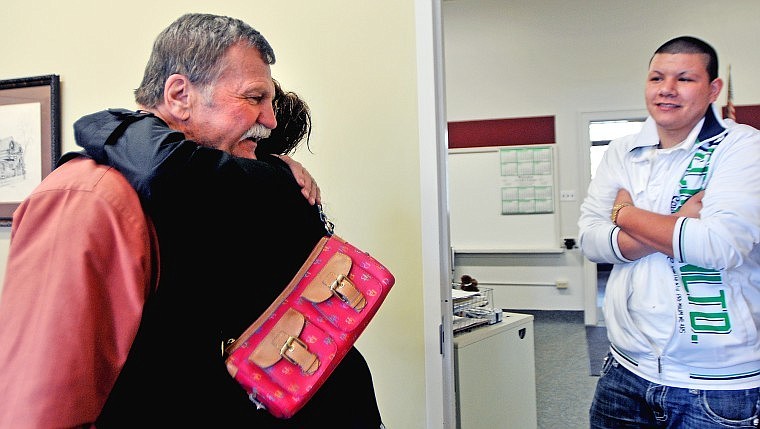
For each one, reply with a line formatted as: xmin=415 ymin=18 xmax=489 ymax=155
xmin=226 ymin=309 xmax=338 ymax=416
xmin=249 ymin=308 xmax=319 ymax=374
xmin=299 ymin=238 xmax=393 ymax=333
xmin=301 ymin=252 xmax=367 ymax=312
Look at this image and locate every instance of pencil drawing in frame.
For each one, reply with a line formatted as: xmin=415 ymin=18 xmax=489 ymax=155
xmin=0 ymin=75 xmax=60 ymax=226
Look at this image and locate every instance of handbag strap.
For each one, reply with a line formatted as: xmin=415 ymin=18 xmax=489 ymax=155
xmin=318 ymin=204 xmax=335 ymax=236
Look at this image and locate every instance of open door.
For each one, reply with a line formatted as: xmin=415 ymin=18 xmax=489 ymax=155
xmin=580 ymin=110 xmax=646 ymax=325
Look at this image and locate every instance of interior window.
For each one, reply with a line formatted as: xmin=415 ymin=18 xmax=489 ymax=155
xmin=589 ymin=119 xmax=645 ymax=178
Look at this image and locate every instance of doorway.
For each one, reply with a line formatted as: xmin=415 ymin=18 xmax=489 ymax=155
xmin=580 ymin=111 xmax=646 ymax=325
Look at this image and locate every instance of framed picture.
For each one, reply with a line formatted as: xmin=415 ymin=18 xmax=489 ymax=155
xmin=0 ymin=75 xmax=61 ymax=226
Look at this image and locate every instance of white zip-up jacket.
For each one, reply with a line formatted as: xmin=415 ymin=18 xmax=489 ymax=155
xmin=579 ymin=104 xmax=760 ymax=389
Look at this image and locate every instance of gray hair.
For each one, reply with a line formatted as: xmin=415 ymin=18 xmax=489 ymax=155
xmin=134 ymin=13 xmax=276 ymax=107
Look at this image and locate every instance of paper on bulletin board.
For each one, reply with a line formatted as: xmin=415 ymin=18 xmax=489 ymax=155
xmin=499 ymin=146 xmax=554 ymax=215
xmin=448 ymin=145 xmax=560 ymax=251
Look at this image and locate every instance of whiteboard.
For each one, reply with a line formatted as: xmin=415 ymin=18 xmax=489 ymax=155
xmin=448 ymin=145 xmax=560 ymax=252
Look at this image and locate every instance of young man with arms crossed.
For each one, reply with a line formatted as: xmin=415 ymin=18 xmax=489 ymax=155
xmin=580 ymin=36 xmax=760 ymax=428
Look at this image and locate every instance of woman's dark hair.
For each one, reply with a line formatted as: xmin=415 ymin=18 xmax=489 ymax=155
xmin=256 ymin=79 xmax=312 ymax=156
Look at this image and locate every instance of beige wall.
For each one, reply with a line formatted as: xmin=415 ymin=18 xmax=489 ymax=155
xmin=0 ymin=2 xmax=431 ymax=428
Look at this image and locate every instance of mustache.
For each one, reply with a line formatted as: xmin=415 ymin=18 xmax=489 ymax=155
xmin=241 ymin=123 xmax=272 ymax=141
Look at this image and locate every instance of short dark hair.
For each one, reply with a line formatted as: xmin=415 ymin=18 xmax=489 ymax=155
xmin=135 ymin=13 xmax=275 ymax=107
xmin=651 ymin=36 xmax=719 ymax=81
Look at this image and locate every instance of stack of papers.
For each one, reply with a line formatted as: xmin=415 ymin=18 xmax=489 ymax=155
xmin=452 ymin=289 xmax=488 ymax=314
xmin=452 ymin=287 xmax=500 ymax=334
xmin=452 ymin=289 xmax=481 ymax=300
xmin=453 ymin=315 xmax=490 ymax=334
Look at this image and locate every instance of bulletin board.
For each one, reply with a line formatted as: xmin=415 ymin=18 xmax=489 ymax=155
xmin=448 ymin=144 xmax=560 ymax=252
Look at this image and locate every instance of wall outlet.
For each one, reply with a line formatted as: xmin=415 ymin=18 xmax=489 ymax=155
xmin=559 ymin=190 xmax=576 ymax=201
xmin=555 ymin=280 xmax=569 ymax=289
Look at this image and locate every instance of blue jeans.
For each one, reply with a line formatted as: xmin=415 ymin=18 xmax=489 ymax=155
xmin=590 ymin=352 xmax=760 ymax=428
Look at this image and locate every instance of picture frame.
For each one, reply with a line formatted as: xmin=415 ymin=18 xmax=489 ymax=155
xmin=0 ymin=75 xmax=61 ymax=226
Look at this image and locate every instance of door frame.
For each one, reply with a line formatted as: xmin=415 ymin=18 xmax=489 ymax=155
xmin=579 ymin=109 xmax=647 ymax=325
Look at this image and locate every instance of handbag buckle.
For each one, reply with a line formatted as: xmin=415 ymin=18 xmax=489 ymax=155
xmin=329 ymin=274 xmax=351 ymax=304
xmin=329 ymin=273 xmax=367 ymax=311
xmin=280 ymin=335 xmax=308 ymax=365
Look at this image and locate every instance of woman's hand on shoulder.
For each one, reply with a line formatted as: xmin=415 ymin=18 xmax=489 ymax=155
xmin=275 ymin=155 xmax=321 ymax=206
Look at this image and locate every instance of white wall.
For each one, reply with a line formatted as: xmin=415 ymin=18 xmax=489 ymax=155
xmin=443 ymin=0 xmax=760 ymax=312
xmin=0 ymin=2 xmax=439 ymax=428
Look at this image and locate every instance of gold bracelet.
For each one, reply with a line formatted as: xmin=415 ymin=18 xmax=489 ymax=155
xmin=611 ymin=202 xmax=633 ymax=225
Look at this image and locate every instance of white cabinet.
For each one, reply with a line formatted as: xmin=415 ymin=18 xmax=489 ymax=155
xmin=454 ymin=312 xmax=537 ymax=429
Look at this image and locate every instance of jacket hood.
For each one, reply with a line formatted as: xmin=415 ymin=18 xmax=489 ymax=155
xmin=69 ymin=108 xmax=197 ymax=202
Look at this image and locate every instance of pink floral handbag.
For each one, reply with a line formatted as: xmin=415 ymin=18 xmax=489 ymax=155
xmin=223 ymin=211 xmax=395 ymax=419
